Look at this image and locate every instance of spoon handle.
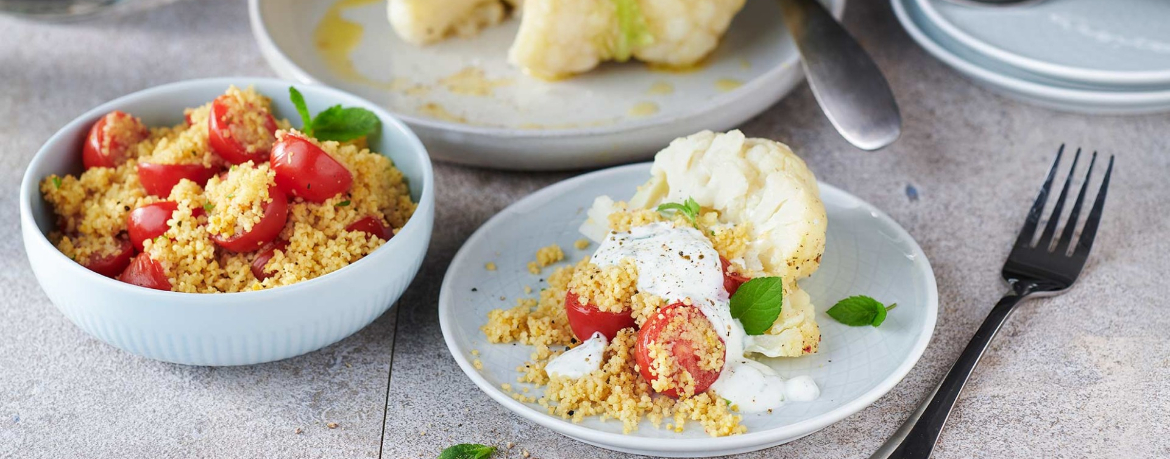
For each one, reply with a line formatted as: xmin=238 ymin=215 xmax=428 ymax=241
xmin=778 ymin=0 xmax=901 ymax=150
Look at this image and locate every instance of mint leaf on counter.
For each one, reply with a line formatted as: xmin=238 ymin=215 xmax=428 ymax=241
xmin=437 ymin=443 xmax=496 ymax=459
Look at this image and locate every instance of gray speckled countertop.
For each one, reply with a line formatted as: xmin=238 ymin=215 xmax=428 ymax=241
xmin=2 ymin=1 xmax=1169 ymax=458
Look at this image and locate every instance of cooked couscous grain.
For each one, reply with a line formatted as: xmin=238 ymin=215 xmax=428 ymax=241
xmin=40 ymin=86 xmax=414 ymax=292
xmin=481 ymin=254 xmax=745 ymax=436
xmin=566 ymin=259 xmax=638 ymax=314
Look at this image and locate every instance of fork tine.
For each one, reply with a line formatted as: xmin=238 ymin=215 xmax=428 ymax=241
xmin=1014 ymin=145 xmax=1064 ymax=248
xmin=1073 ymin=155 xmax=1114 ymax=260
xmin=1038 ymin=148 xmax=1081 ymax=249
xmin=1056 ymin=151 xmax=1097 ymax=255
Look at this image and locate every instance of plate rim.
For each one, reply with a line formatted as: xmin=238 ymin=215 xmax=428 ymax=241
xmin=893 ymin=0 xmax=1170 ymax=107
xmin=247 ymin=0 xmax=847 ymax=140
xmin=915 ymin=0 xmax=1170 ymax=87
xmin=438 ymin=162 xmax=939 ymax=455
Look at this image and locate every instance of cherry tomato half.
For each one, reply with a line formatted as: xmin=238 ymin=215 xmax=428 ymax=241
xmin=83 ymin=111 xmax=148 ymax=170
xmin=564 ymin=290 xmax=636 ymax=341
xmin=80 ymin=238 xmax=134 ymax=278
xmin=208 ymin=185 xmax=289 ymax=252
xmin=208 ymin=95 xmax=278 ymax=165
xmin=720 ymin=257 xmax=751 ymax=297
xmin=635 ymin=303 xmax=725 ymax=398
xmin=250 ymin=240 xmax=289 ymax=281
xmin=118 ymin=252 xmax=172 ymax=291
xmin=127 ymin=201 xmax=178 ymax=252
xmin=270 ymin=133 xmax=353 ymax=203
xmin=137 ymin=162 xmax=218 ymax=197
xmin=345 ymin=216 xmax=391 ymax=240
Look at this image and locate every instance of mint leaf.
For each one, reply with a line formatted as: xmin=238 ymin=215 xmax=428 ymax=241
xmin=656 ymin=197 xmax=701 ymax=228
xmin=311 ymin=105 xmax=380 ymax=142
xmin=437 ymin=443 xmax=496 ymax=459
xmin=335 ymin=200 xmax=351 ymax=207
xmin=51 ymin=176 xmax=62 ymax=189
xmin=729 ymin=277 xmax=784 ymax=335
xmin=288 ymin=86 xmax=313 ymax=137
xmin=827 ymin=296 xmax=894 ymax=327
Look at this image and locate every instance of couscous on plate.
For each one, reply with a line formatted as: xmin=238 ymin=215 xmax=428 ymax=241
xmin=40 ymin=86 xmax=415 ymax=293
xmin=479 ymin=130 xmax=827 ymax=436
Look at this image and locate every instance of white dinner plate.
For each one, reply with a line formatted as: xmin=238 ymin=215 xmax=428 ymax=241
xmin=893 ymin=0 xmax=1170 ymax=115
xmin=248 ymin=0 xmax=845 ymax=170
xmin=439 ymin=163 xmax=938 ymax=457
xmin=917 ymin=0 xmax=1170 ymax=88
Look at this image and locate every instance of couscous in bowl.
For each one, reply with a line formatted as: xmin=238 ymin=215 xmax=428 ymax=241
xmin=20 ymin=78 xmax=434 ymax=366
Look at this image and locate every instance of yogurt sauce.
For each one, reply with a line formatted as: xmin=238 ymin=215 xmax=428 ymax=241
xmin=590 ymin=222 xmax=818 ymax=412
xmin=545 ymin=332 xmax=608 ymax=379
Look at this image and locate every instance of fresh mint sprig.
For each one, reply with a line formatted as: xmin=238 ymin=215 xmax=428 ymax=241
xmin=288 ymin=86 xmax=380 ymax=142
xmin=437 ymin=443 xmax=496 ymax=459
xmin=826 ymin=296 xmax=896 ymax=327
xmin=729 ymin=277 xmax=784 ymax=335
xmin=656 ymin=197 xmax=701 ymax=228
xmin=289 ymin=87 xmax=313 ymax=136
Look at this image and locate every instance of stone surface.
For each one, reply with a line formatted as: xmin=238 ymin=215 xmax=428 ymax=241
xmin=3 ymin=0 xmax=1169 ymax=458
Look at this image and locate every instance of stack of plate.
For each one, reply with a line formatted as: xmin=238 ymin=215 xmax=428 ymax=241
xmin=892 ymin=0 xmax=1170 ymax=114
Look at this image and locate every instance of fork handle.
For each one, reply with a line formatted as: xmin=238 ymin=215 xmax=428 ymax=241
xmin=870 ymin=287 xmax=1033 ymax=459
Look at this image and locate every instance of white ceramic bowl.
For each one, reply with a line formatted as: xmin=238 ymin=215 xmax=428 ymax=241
xmin=19 ymin=78 xmax=435 ymax=366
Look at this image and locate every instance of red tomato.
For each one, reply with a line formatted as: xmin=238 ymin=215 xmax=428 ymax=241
xmin=118 ymin=253 xmax=172 ymax=291
xmin=345 ymin=216 xmax=391 ymax=240
xmin=127 ymin=201 xmax=178 ymax=252
xmin=635 ymin=303 xmax=725 ymax=398
xmin=270 ymin=134 xmax=353 ymax=202
xmin=209 ymin=185 xmax=289 ymax=252
xmin=137 ymin=162 xmax=218 ymax=197
xmin=208 ymin=95 xmax=278 ymax=164
xmin=564 ymin=290 xmax=636 ymax=341
xmin=80 ymin=238 xmax=134 ymax=278
xmin=250 ymin=240 xmax=289 ymax=280
xmin=720 ymin=257 xmax=751 ymax=296
xmin=82 ymin=111 xmax=148 ymax=170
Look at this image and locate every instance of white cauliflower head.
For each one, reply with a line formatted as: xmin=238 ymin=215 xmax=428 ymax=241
xmin=509 ymin=0 xmax=744 ymax=79
xmin=629 ymin=130 xmax=827 ymax=283
xmin=633 ymin=0 xmax=746 ymax=68
xmin=578 ymin=130 xmax=826 ymax=357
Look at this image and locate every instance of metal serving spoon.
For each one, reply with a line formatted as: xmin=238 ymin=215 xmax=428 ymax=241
xmin=778 ymin=0 xmax=901 ymax=151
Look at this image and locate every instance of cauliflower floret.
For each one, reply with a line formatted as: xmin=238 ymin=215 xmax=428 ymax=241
xmin=633 ymin=0 xmax=746 ymax=68
xmin=510 ymin=0 xmax=744 ymax=78
xmin=744 ymin=288 xmax=820 ymax=356
xmin=508 ymin=0 xmax=618 ymax=79
xmin=388 ymin=0 xmax=511 ymax=45
xmin=581 ymin=130 xmax=826 ymax=357
xmin=629 ymin=130 xmax=826 ymax=282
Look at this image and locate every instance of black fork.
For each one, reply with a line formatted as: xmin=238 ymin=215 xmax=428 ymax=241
xmin=871 ymin=146 xmax=1115 ymax=459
